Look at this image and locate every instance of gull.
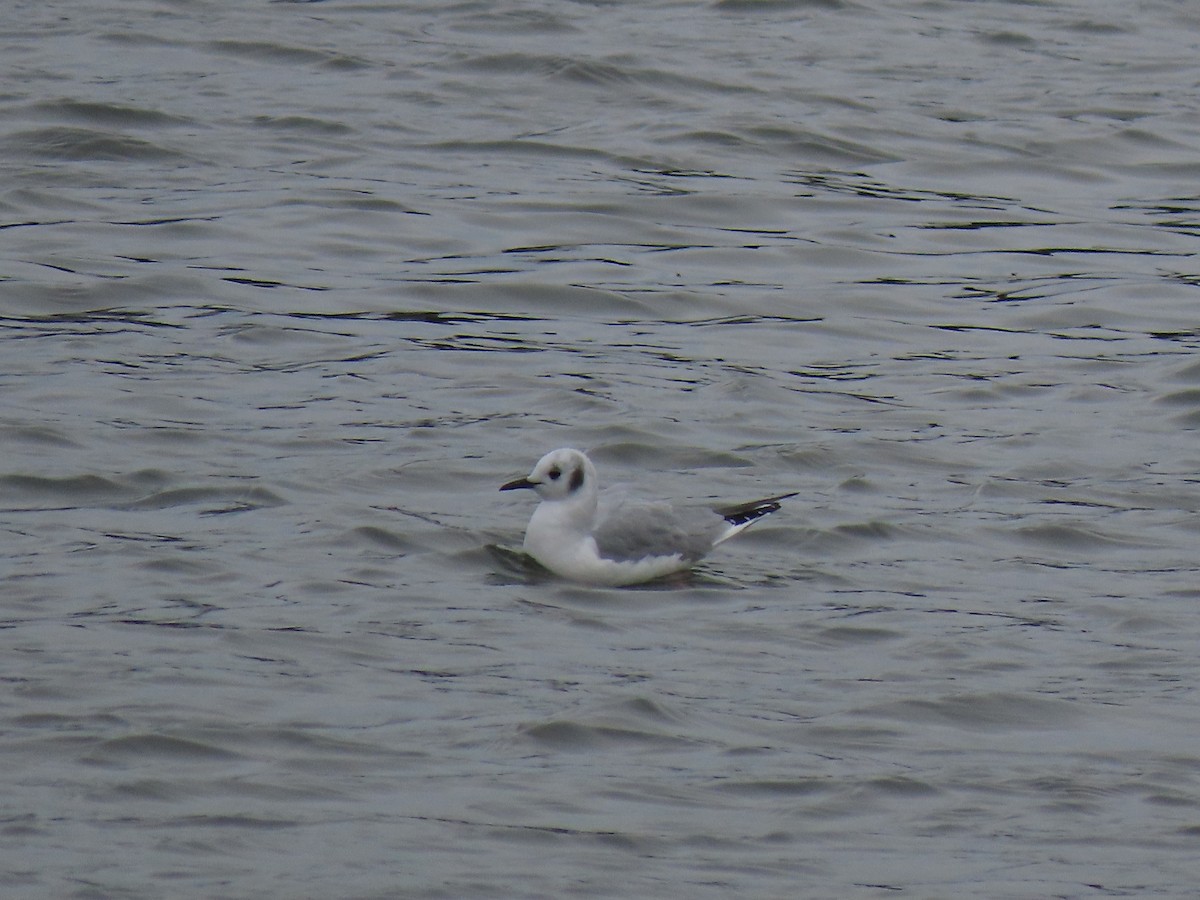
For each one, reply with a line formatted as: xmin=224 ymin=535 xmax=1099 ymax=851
xmin=499 ymin=448 xmax=796 ymax=586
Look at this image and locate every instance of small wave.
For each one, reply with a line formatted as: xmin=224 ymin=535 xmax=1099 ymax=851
xmin=1007 ymin=522 xmax=1150 ymax=551
xmin=519 ymin=719 xmax=696 ymax=751
xmin=203 ymin=39 xmax=371 ymax=70
xmin=4 ymin=126 xmax=185 ymax=162
xmin=857 ymin=692 xmax=1082 ymax=731
xmin=30 ymin=98 xmax=191 ymax=129
xmin=125 ymin=486 xmax=286 ymax=514
xmin=84 ymin=734 xmax=242 ymax=764
xmin=0 ymin=474 xmax=284 ymax=514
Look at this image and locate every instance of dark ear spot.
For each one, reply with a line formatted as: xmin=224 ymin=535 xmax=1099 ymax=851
xmin=569 ymin=466 xmax=585 ymax=492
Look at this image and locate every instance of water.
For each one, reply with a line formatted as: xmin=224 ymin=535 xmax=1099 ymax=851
xmin=3 ymin=0 xmax=1200 ymax=897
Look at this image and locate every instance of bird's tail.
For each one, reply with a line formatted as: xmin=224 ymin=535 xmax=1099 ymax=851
xmin=713 ymin=491 xmax=799 ymax=541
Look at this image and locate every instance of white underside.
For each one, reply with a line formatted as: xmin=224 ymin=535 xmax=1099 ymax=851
xmin=525 ymin=532 xmax=691 ymax=586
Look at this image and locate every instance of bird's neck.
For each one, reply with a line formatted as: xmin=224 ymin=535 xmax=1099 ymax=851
xmin=529 ymin=492 xmax=597 ymax=537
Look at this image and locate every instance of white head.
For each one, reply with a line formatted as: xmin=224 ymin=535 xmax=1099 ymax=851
xmin=500 ymin=448 xmax=597 ymax=503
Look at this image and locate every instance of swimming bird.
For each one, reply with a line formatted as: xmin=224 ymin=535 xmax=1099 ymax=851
xmin=499 ymin=448 xmax=795 ymax=586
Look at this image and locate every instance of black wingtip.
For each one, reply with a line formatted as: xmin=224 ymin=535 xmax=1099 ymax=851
xmin=715 ymin=491 xmax=799 ymax=527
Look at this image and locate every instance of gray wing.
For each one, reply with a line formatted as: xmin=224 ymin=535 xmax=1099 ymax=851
xmin=591 ymin=493 xmax=725 ymax=563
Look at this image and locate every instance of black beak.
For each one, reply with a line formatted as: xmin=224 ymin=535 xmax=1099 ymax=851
xmin=499 ymin=477 xmax=536 ymax=492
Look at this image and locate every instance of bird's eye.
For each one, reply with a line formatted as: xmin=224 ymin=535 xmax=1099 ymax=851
xmin=548 ymin=467 xmax=561 ymax=480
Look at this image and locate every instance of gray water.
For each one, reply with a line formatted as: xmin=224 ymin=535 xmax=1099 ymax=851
xmin=3 ymin=0 xmax=1200 ymax=897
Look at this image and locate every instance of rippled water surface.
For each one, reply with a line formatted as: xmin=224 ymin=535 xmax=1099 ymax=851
xmin=4 ymin=1 xmax=1200 ymax=897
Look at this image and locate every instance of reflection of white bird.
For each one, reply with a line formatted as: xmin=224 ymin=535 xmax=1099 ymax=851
xmin=500 ymin=448 xmax=796 ymax=586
